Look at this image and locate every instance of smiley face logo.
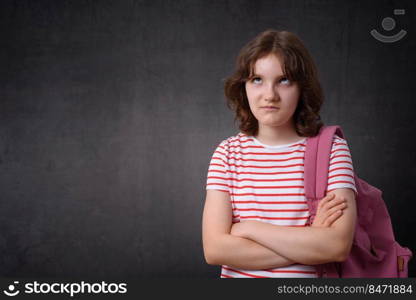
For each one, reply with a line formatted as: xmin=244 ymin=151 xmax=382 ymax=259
xmin=371 ymin=9 xmax=407 ymax=43
xmin=3 ymin=281 xmax=20 ymax=297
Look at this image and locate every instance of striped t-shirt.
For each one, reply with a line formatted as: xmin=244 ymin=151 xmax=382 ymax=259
xmin=206 ymin=132 xmax=357 ymax=278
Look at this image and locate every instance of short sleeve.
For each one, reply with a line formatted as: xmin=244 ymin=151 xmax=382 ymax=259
xmin=326 ymin=135 xmax=357 ymax=195
xmin=206 ymin=140 xmax=230 ymax=193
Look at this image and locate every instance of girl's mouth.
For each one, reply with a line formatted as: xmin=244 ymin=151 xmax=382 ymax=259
xmin=261 ymin=106 xmax=279 ymax=111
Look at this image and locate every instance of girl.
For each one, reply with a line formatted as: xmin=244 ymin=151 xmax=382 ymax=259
xmin=202 ymin=29 xmax=357 ymax=278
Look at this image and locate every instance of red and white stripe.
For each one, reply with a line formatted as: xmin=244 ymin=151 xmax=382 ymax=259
xmin=206 ymin=132 xmax=356 ymax=278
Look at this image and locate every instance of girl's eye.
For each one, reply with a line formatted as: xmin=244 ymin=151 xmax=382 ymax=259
xmin=280 ymin=77 xmax=290 ymax=85
xmin=251 ymin=77 xmax=262 ymax=84
xmin=250 ymin=77 xmax=291 ymax=85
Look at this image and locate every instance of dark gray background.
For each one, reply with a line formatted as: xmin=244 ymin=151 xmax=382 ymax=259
xmin=1 ymin=0 xmax=415 ymax=278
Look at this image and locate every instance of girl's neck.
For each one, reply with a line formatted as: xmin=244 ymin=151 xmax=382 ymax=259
xmin=254 ymin=122 xmax=303 ymax=146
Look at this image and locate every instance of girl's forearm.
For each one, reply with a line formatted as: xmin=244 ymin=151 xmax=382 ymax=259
xmin=235 ymin=221 xmax=344 ymax=265
xmin=206 ymin=233 xmax=295 ymax=270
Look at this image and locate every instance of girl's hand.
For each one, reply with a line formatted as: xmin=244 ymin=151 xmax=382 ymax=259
xmin=311 ymin=193 xmax=347 ymax=228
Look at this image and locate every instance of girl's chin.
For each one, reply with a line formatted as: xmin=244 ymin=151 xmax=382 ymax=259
xmin=257 ymin=117 xmax=292 ymax=128
xmin=257 ymin=117 xmax=283 ymax=125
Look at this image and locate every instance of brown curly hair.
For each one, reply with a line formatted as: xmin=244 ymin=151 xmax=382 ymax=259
xmin=224 ymin=29 xmax=324 ymax=137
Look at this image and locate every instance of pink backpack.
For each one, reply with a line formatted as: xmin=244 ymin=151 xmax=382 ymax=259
xmin=304 ymin=125 xmax=413 ymax=277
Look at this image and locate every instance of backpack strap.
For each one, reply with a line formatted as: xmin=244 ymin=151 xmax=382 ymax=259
xmin=304 ymin=125 xmax=345 ymax=277
xmin=304 ymin=125 xmax=345 ymax=221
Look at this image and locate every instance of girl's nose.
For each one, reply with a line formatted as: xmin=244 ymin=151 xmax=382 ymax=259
xmin=264 ymin=85 xmax=279 ymax=102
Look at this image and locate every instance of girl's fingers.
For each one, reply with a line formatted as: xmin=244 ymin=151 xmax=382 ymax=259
xmin=326 ymin=202 xmax=347 ymax=216
xmin=314 ymin=194 xmax=346 ymax=227
xmin=318 ymin=194 xmax=335 ymax=208
xmin=323 ymin=210 xmax=343 ymax=226
xmin=324 ymin=203 xmax=346 ymax=226
xmin=321 ymin=196 xmax=346 ymax=211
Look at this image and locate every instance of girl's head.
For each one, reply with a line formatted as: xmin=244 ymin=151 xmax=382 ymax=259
xmin=224 ymin=29 xmax=324 ymax=137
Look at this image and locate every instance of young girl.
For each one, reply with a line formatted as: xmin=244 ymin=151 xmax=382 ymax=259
xmin=202 ymin=29 xmax=357 ymax=278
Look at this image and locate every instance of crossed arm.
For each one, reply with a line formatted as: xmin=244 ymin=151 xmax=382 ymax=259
xmin=202 ymin=188 xmax=356 ymax=270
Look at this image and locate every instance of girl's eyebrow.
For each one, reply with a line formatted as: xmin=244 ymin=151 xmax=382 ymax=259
xmin=251 ymin=72 xmax=286 ymax=78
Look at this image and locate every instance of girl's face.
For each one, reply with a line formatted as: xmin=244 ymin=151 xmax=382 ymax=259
xmin=245 ymin=53 xmax=301 ymax=132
